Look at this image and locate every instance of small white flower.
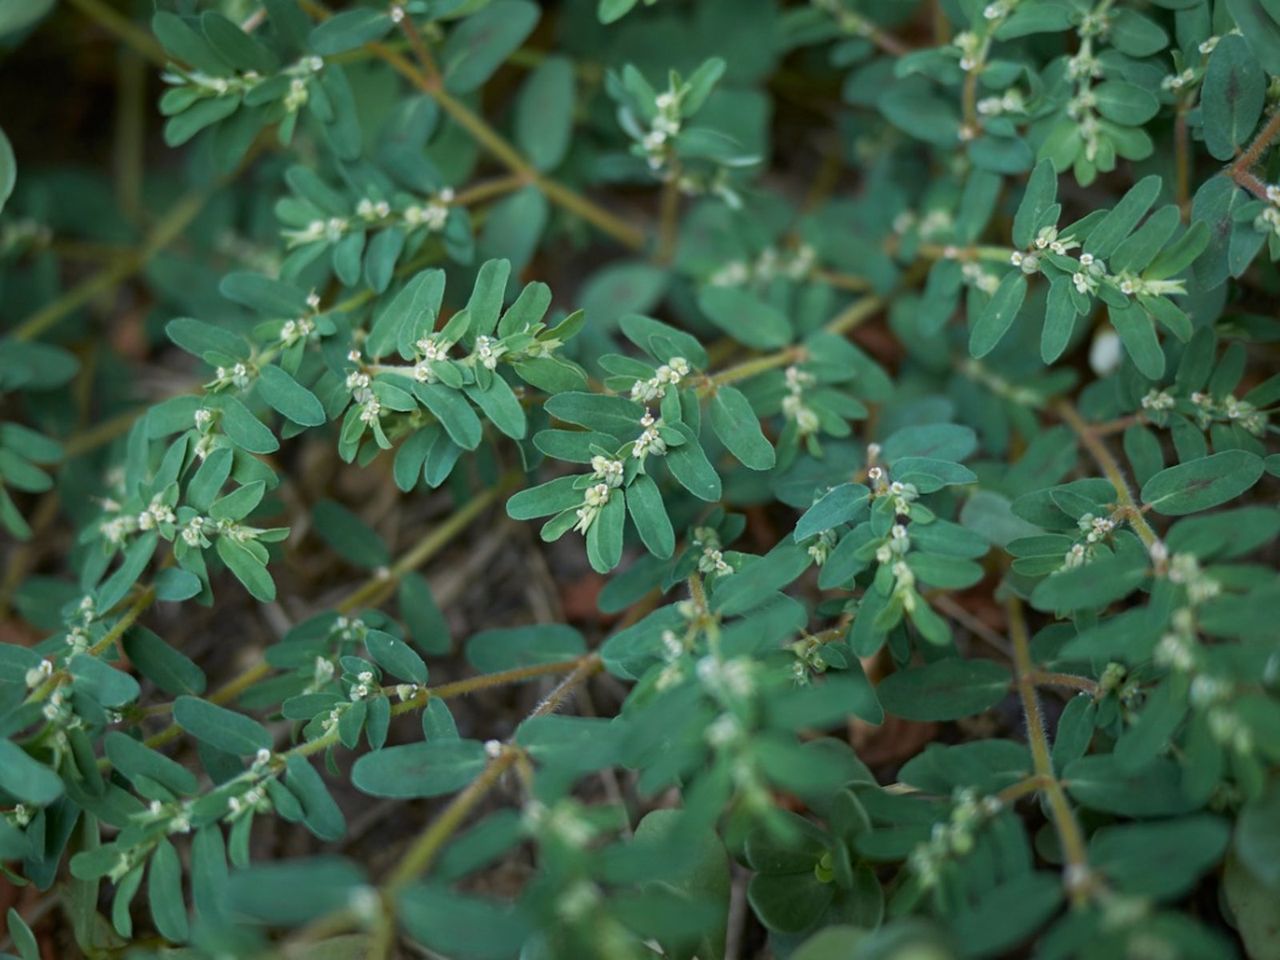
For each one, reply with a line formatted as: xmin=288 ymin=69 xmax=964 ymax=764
xmin=24 ymin=659 xmax=53 ymax=689
xmin=590 ymin=455 xmax=624 ymax=488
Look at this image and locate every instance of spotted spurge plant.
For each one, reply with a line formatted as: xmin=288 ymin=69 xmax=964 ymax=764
xmin=1 ymin=0 xmax=1278 ymax=958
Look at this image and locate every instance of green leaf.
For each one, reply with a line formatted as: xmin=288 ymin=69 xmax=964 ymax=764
xmin=0 ymin=738 xmax=63 ymax=805
xmin=1064 ymin=755 xmax=1201 ymax=816
xmin=440 ymin=1 xmax=540 ymax=94
xmin=626 ymin=474 xmax=675 ymax=559
xmin=619 ymin=313 xmax=709 ymax=368
xmin=308 ymin=7 xmax=394 ymax=55
xmin=1224 ymin=851 xmax=1280 ymax=960
xmin=1236 ymin=780 xmax=1280 ymax=888
xmin=466 ymin=624 xmax=585 ymax=673
xmin=1108 ymin=8 xmax=1169 ymax=57
xmin=153 ymin=567 xmax=202 ymax=602
xmin=210 ymin=480 xmax=265 ymax=522
xmin=1040 ymin=277 xmax=1077 ymax=363
xmin=465 ymin=377 xmax=526 ymax=440
xmin=748 ymin=870 xmax=834 ymax=933
xmin=599 ymin=0 xmax=639 ymax=23
xmin=698 ymin=286 xmax=791 ymax=349
xmin=6 ymin=906 xmax=38 ymax=960
xmin=586 ymin=492 xmax=626 ymax=572
xmin=413 ymin=382 xmax=483 ymax=450
xmin=366 ymin=270 xmax=444 ymax=360
xmin=285 ymin=756 xmax=347 ymax=842
xmin=1030 ymin=553 xmax=1149 ymax=612
xmin=152 ymin=11 xmax=231 ymax=74
xmin=709 ymin=386 xmax=775 ymax=470
xmin=1190 ymin=175 xmax=1254 ymax=288
xmin=1114 ymin=677 xmax=1188 ymax=772
xmin=123 ymin=626 xmax=207 ymax=695
xmin=515 ymin=56 xmax=575 ymax=172
xmin=1227 ymin=0 xmax=1280 ymax=75
xmin=794 ymin=483 xmax=869 ymax=541
xmin=216 ymin=535 xmax=276 ymax=601
xmin=225 ymin=857 xmax=366 ymax=926
xmin=1202 ymin=35 xmax=1266 ymax=161
xmin=0 ymin=126 xmax=14 ymax=216
xmin=311 ymin=499 xmax=390 ymax=568
xmin=149 ymin=840 xmax=189 ymax=942
xmin=1109 ymin=301 xmax=1165 ymax=380
xmin=1012 ymin=158 xmax=1058 ymax=249
xmin=105 ymin=732 xmax=199 ymax=796
xmin=580 ymin=262 xmax=669 ymax=324
xmin=882 ymin=423 xmax=977 ymax=463
xmin=1091 ymin=815 xmax=1229 ymax=901
xmin=398 ymin=883 xmax=531 ymax=960
xmin=969 ymin=271 xmax=1026 ymax=358
xmin=173 ymin=696 xmax=271 ymax=755
xmin=792 ymin=928 xmax=871 ymax=960
xmin=352 ymin=740 xmax=488 ymax=798
xmin=166 ymin=318 xmax=247 ymax=363
xmin=219 ymin=396 xmax=279 ymax=454
xmin=400 ymin=572 xmax=452 ymax=655
xmin=711 ymin=542 xmax=811 ymax=615
xmin=1140 ymin=450 xmax=1264 ymax=515
xmin=1085 ymin=175 xmax=1162 ymax=258
xmin=365 ymin=227 xmax=405 ymax=293
xmin=1112 ymin=204 xmax=1181 ymax=274
xmin=516 ymin=715 xmax=625 ymax=773
xmin=187 ymin=447 xmax=233 ymax=512
xmin=164 ymin=95 xmax=241 ymax=147
xmin=69 ymin=654 xmax=140 ymax=708
xmin=1093 ymin=81 xmax=1159 ymax=126
xmin=201 ymin=11 xmax=278 ymax=73
xmin=220 ymin=272 xmax=310 ymax=317
xmin=953 ymin=873 xmax=1063 ymax=958
xmin=464 ymin=259 xmax=512 ymax=338
xmin=545 ymin=391 xmax=644 ymax=435
xmin=507 ymin=475 xmax=584 ymax=520
xmin=905 ymin=553 xmax=983 ymax=589
xmin=664 ymin=423 xmax=722 ymax=501
xmin=98 ymin=530 xmax=157 ymax=611
xmin=875 ymin=658 xmax=1010 ymax=722
xmin=996 ymin=4 xmax=1073 ymax=36
xmin=366 ymin=629 xmax=428 ymax=684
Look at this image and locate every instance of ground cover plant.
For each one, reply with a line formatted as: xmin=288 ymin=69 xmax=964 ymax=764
xmin=1 ymin=0 xmax=1279 ymax=957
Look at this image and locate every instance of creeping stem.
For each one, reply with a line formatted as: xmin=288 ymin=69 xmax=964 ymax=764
xmin=1006 ymin=597 xmax=1094 ymax=905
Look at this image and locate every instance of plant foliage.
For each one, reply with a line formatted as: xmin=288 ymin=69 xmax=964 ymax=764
xmin=1 ymin=0 xmax=1279 ymax=957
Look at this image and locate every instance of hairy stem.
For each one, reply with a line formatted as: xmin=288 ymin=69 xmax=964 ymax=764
xmin=1228 ymin=106 xmax=1280 ymax=198
xmin=390 ymin=656 xmax=592 ymax=715
xmin=1006 ymin=597 xmax=1093 ymax=904
xmin=1028 ymin=670 xmax=1098 ymax=696
xmin=656 ymin=163 xmax=683 ymax=265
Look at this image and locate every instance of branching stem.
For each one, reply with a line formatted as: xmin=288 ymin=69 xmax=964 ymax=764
xmin=1228 ymin=107 xmax=1280 ymax=199
xmin=1054 ymin=399 xmax=1159 ymax=549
